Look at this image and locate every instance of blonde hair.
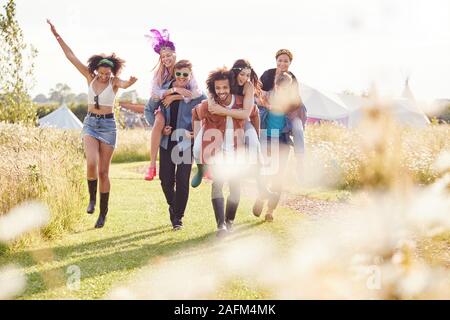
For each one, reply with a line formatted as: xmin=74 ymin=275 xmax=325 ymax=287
xmin=152 ymin=49 xmax=176 ymax=87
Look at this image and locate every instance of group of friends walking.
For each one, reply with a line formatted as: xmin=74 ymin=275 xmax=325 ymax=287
xmin=48 ymin=21 xmax=307 ymax=237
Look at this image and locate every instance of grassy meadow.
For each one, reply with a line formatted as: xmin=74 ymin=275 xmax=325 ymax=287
xmin=0 ymin=117 xmax=449 ymax=299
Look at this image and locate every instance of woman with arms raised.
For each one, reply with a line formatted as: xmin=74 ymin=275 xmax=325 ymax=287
xmin=47 ymin=19 xmax=137 ymax=229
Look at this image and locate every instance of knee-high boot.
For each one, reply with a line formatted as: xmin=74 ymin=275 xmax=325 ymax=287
xmin=225 ymin=199 xmax=239 ymax=232
xmin=87 ymin=180 xmax=97 ymax=214
xmin=211 ymin=198 xmax=225 ymax=229
xmin=95 ymin=192 xmax=109 ymax=229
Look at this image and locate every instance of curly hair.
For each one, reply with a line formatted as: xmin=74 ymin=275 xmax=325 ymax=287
xmin=87 ymin=53 xmax=125 ymax=76
xmin=206 ymin=67 xmax=235 ymax=99
xmin=230 ymin=59 xmax=262 ymax=98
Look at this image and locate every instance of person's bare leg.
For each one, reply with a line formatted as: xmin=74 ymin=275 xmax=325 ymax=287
xmin=150 ymin=112 xmax=165 ymax=168
xmin=98 ymin=143 xmax=114 ymax=193
xmin=84 ymin=135 xmax=100 ymax=180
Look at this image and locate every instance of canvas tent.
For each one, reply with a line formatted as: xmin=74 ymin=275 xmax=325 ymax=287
xmin=401 ymin=78 xmax=416 ymax=101
xmin=39 ymin=104 xmax=83 ymax=129
xmin=347 ymin=98 xmax=430 ymax=128
xmin=299 ymin=79 xmax=429 ymax=128
xmin=344 ymin=82 xmax=430 ymax=129
xmin=299 ymin=83 xmax=350 ymax=125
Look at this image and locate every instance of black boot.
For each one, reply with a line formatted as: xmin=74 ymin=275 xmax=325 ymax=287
xmin=225 ymin=200 xmax=239 ymax=232
xmin=212 ymin=198 xmax=226 ymax=236
xmin=87 ymin=179 xmax=97 ymax=214
xmin=95 ymin=192 xmax=109 ymax=229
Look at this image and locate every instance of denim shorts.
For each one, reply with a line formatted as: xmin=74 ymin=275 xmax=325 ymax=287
xmin=82 ymin=116 xmax=117 ymax=148
xmin=144 ymin=105 xmax=166 ymax=127
xmin=144 ymin=106 xmax=156 ymax=127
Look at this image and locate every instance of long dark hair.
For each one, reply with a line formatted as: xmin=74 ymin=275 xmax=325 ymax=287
xmin=230 ymin=59 xmax=262 ymax=98
xmin=87 ymin=53 xmax=125 ymax=77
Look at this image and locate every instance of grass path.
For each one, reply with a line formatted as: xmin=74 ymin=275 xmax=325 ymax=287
xmin=1 ymin=162 xmax=309 ymax=300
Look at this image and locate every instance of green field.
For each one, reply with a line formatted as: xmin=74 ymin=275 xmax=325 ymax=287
xmin=1 ymin=162 xmax=307 ymax=299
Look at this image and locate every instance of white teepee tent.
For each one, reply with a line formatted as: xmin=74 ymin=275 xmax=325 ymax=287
xmin=300 ymin=83 xmax=350 ymax=121
xmin=401 ymin=77 xmax=416 ymax=101
xmin=346 ymin=79 xmax=430 ymax=128
xmin=39 ymin=104 xmax=83 ymax=129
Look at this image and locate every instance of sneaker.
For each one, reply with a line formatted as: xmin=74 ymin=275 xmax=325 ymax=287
xmin=252 ymin=199 xmax=264 ymax=217
xmin=225 ymin=220 xmax=234 ymax=233
xmin=144 ymin=166 xmax=157 ymax=181
xmin=216 ymin=225 xmax=227 ymax=238
xmin=173 ymin=224 xmax=183 ymax=231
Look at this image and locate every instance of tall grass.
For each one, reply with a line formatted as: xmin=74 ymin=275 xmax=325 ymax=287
xmin=0 ymin=123 xmax=86 ymax=247
xmin=115 ymin=122 xmax=449 ymax=189
xmin=112 ymin=129 xmax=150 ymax=163
xmin=305 ymin=120 xmax=450 ymax=189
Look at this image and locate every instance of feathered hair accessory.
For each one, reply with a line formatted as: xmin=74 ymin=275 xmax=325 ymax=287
xmin=145 ymin=28 xmax=176 ymax=55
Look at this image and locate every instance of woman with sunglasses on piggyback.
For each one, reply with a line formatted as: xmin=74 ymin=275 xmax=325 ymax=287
xmin=48 ymin=20 xmax=137 ymax=229
xmin=143 ymin=29 xmax=202 ymax=182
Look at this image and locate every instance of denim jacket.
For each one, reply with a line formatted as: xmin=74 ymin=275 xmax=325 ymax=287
xmin=160 ymin=93 xmax=207 ymax=151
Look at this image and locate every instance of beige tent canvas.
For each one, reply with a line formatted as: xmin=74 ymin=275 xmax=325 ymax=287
xmin=39 ymin=104 xmax=83 ymax=129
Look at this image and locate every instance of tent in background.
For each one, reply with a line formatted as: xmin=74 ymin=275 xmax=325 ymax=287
xmin=300 ymin=83 xmax=350 ymax=125
xmin=347 ymin=98 xmax=431 ymax=128
xmin=343 ymin=79 xmax=430 ymax=128
xmin=401 ymin=77 xmax=416 ymax=101
xmin=336 ymin=93 xmax=369 ymax=112
xmin=39 ymin=104 xmax=83 ymax=129
xmin=336 ymin=79 xmax=430 ymax=128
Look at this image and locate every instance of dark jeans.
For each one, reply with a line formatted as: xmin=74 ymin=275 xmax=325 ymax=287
xmin=159 ymin=146 xmax=192 ymax=227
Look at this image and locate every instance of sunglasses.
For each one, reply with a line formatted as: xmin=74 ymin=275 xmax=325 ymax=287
xmin=94 ymin=95 xmax=100 ymax=109
xmin=175 ymin=72 xmax=190 ymax=78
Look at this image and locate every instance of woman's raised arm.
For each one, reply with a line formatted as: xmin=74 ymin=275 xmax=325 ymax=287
xmin=47 ymin=19 xmax=91 ymax=81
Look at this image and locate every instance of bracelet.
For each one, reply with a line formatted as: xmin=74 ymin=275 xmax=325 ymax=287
xmin=56 ymin=36 xmax=61 ymax=40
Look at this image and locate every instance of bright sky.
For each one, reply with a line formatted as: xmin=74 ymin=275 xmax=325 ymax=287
xmin=15 ymin=0 xmax=450 ymax=100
